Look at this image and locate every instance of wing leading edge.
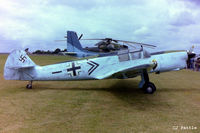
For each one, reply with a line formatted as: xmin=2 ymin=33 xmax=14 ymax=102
xmin=93 ymin=61 xmax=156 ymax=80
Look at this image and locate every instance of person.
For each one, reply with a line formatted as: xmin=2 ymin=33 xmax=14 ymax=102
xmin=195 ymin=58 xmax=200 ymax=71
xmin=189 ymin=57 xmax=194 ymax=70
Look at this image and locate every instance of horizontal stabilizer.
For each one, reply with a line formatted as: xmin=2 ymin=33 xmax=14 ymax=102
xmin=6 ymin=65 xmax=35 ymax=70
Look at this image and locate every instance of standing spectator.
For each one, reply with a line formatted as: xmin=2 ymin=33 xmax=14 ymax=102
xmin=195 ymin=58 xmax=200 ymax=71
xmin=190 ymin=58 xmax=194 ymax=70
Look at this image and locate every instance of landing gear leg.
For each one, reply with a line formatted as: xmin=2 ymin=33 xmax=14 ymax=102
xmin=26 ymin=81 xmax=33 ymax=89
xmin=139 ymin=69 xmax=156 ymax=94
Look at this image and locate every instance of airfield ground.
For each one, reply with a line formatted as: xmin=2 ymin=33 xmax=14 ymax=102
xmin=0 ymin=54 xmax=200 ymax=133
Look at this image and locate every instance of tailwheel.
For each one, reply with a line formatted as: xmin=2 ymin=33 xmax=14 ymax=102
xmin=26 ymin=81 xmax=33 ymax=89
xmin=142 ymin=82 xmax=156 ymax=94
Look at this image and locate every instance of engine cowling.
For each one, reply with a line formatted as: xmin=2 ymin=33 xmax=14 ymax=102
xmin=151 ymin=51 xmax=188 ymax=73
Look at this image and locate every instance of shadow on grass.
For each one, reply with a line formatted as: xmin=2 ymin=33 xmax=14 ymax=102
xmin=32 ymin=79 xmax=140 ymax=91
xmin=25 ymin=79 xmax=200 ymax=107
xmin=106 ymin=80 xmax=163 ymax=107
xmin=29 ymin=80 xmax=164 ymax=106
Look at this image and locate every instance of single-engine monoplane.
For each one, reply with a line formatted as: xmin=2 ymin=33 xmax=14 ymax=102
xmin=4 ymin=45 xmax=190 ymax=94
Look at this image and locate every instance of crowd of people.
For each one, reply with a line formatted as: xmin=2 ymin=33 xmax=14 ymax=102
xmin=188 ymin=56 xmax=200 ymax=71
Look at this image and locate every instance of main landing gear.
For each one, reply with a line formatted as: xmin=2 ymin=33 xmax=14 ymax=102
xmin=26 ymin=81 xmax=33 ymax=89
xmin=139 ymin=70 xmax=156 ymax=94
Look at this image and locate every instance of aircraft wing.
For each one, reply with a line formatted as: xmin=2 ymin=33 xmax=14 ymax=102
xmin=93 ymin=62 xmax=156 ymax=80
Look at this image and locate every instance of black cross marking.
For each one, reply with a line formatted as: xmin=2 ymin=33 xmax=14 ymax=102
xmin=87 ymin=60 xmax=99 ymax=75
xmin=67 ymin=62 xmax=81 ymax=77
xmin=19 ymin=55 xmax=27 ymax=63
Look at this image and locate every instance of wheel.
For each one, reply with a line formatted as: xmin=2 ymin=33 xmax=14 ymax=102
xmin=142 ymin=82 xmax=156 ymax=94
xmin=26 ymin=84 xmax=32 ymax=89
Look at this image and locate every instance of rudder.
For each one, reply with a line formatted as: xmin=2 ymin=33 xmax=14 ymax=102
xmin=4 ymin=50 xmax=36 ymax=80
xmin=67 ymin=31 xmax=83 ymax=52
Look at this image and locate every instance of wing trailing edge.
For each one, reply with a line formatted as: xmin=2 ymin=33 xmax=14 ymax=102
xmin=94 ymin=63 xmax=156 ymax=80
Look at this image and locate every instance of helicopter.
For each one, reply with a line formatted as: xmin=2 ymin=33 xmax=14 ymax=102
xmin=56 ymin=31 xmax=156 ymax=57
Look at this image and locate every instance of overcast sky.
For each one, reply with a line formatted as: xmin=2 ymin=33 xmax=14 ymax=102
xmin=0 ymin=0 xmax=200 ymax=53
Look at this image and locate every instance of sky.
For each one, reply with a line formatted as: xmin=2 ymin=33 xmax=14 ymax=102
xmin=0 ymin=0 xmax=200 ymax=53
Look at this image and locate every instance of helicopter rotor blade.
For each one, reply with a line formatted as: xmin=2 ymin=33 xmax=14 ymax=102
xmin=94 ymin=40 xmax=105 ymax=46
xmin=81 ymin=38 xmax=156 ymax=48
xmin=81 ymin=38 xmax=105 ymax=40
xmin=78 ymin=34 xmax=83 ymax=40
xmin=114 ymin=39 xmax=156 ymax=48
xmin=112 ymin=39 xmax=118 ymax=43
xmin=55 ymin=40 xmax=66 ymax=42
xmin=124 ymin=42 xmax=136 ymax=49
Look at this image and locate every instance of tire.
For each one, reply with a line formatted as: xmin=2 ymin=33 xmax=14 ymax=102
xmin=26 ymin=84 xmax=32 ymax=89
xmin=142 ymin=82 xmax=156 ymax=94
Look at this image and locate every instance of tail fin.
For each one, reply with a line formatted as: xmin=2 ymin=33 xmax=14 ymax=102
xmin=4 ymin=50 xmax=36 ymax=80
xmin=67 ymin=31 xmax=83 ymax=52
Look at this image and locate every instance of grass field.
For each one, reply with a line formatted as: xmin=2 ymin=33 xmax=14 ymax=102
xmin=0 ymin=54 xmax=200 ymax=133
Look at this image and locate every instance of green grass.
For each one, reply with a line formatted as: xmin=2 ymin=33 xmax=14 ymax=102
xmin=0 ymin=54 xmax=200 ymax=133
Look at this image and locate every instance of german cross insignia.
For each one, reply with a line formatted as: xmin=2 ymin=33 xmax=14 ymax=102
xmin=67 ymin=62 xmax=81 ymax=77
